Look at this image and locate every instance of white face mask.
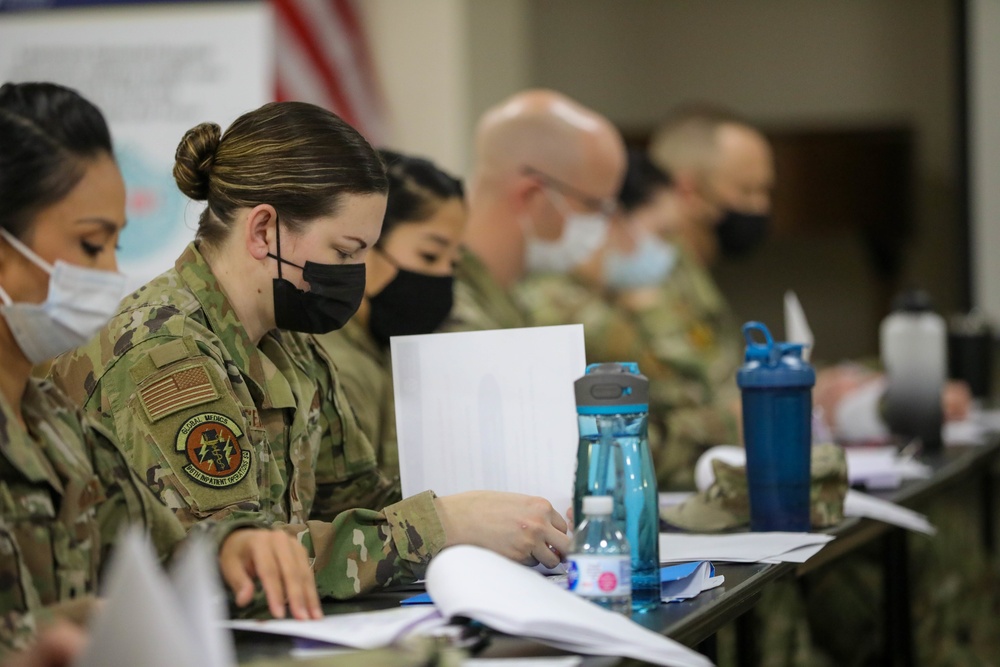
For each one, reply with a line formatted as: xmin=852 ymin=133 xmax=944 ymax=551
xmin=603 ymin=232 xmax=678 ymax=290
xmin=0 ymin=228 xmax=126 ymax=364
xmin=524 ymin=190 xmax=609 ymax=275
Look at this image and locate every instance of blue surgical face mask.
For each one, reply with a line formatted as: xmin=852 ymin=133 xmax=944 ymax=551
xmin=603 ymin=233 xmax=678 ymax=290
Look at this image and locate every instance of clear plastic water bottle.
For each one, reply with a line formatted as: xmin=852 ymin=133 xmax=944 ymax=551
xmin=573 ymin=362 xmax=660 ymax=613
xmin=567 ymin=495 xmax=632 ymax=616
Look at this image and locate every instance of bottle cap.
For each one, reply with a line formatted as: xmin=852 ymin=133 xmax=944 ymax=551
xmin=737 ymin=321 xmax=816 ymax=389
xmin=582 ymin=495 xmax=614 ymax=515
xmin=575 ymin=362 xmax=649 ymax=415
xmin=891 ymin=289 xmax=934 ymax=313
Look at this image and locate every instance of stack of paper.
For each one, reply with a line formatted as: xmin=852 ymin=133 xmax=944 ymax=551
xmin=222 ymin=606 xmax=446 ymax=648
xmin=426 ymin=546 xmax=713 ymax=667
xmin=659 ymin=533 xmax=834 ymax=565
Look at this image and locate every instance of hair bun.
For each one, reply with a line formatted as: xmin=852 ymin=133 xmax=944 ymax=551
xmin=173 ymin=122 xmax=221 ymax=201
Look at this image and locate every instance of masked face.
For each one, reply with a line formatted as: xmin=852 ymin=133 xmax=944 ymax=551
xmin=368 ymin=248 xmax=454 ymax=345
xmin=0 ymin=229 xmax=126 ymax=364
xmin=714 ymin=208 xmax=769 ymax=259
xmin=604 ymin=232 xmax=678 ymax=290
xmin=523 ymin=189 xmax=610 ymax=275
xmin=268 ymin=219 xmax=367 ymax=334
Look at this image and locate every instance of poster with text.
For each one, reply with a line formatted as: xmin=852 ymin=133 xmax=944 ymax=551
xmin=0 ymin=1 xmax=272 ymax=288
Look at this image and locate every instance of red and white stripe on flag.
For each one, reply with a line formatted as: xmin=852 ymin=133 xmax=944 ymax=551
xmin=272 ymin=0 xmax=388 ymax=144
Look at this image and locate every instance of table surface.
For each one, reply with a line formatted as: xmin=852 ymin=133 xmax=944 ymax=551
xmin=234 ymin=441 xmax=1000 ymax=664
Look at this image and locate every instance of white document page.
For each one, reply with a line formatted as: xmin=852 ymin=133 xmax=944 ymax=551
xmin=426 ymin=546 xmax=713 ymax=667
xmin=392 ymin=325 xmax=586 ymax=513
xmin=844 ymin=490 xmax=937 ymax=535
xmin=222 ymin=607 xmax=445 ymax=648
xmin=76 ymin=529 xmax=232 ymax=667
xmin=659 ymin=532 xmax=834 ymax=564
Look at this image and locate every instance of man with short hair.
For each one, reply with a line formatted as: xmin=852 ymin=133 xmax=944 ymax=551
xmin=442 ymin=89 xmax=626 ymax=333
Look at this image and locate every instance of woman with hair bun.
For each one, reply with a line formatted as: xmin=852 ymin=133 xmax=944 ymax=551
xmin=0 ymin=82 xmax=321 ymax=657
xmin=51 ymin=101 xmax=571 ymax=609
xmin=312 ymin=149 xmax=465 ymax=510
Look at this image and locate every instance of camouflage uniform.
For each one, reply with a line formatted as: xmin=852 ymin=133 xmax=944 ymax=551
xmin=0 ymin=378 xmax=241 ymax=655
xmin=515 ymin=270 xmax=739 ymax=490
xmin=50 ymin=243 xmax=445 ymax=601
xmin=440 ymin=248 xmax=529 ymax=332
xmin=311 ymin=317 xmax=402 ymax=519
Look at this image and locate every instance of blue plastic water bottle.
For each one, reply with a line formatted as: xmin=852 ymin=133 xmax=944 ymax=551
xmin=573 ymin=363 xmax=660 ymax=612
xmin=737 ymin=322 xmax=816 ymax=532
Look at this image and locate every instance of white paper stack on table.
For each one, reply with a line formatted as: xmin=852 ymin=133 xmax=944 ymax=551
xmin=660 ymin=532 xmax=834 ymax=565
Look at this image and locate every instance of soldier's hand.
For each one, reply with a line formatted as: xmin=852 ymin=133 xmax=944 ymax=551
xmin=3 ymin=621 xmax=86 ymax=667
xmin=218 ymin=529 xmax=323 ymax=621
xmin=943 ymin=380 xmax=972 ymax=422
xmin=434 ymin=491 xmax=571 ymax=569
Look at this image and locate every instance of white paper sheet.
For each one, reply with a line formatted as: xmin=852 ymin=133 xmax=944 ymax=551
xmin=844 ymin=489 xmax=937 ymax=535
xmin=660 ymin=562 xmax=725 ymax=602
xmin=464 ymin=659 xmax=583 ymax=667
xmin=426 ymin=545 xmax=713 ymax=667
xmin=391 ymin=325 xmax=586 ymax=514
xmin=76 ymin=529 xmax=233 ymax=667
xmin=845 ymin=446 xmax=931 ymax=490
xmin=659 ymin=533 xmax=834 ymax=564
xmin=222 ymin=607 xmax=446 ymax=649
xmin=784 ymin=290 xmax=814 ymax=362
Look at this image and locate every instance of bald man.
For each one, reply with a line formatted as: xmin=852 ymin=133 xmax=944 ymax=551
xmin=441 ymin=89 xmax=626 ymax=332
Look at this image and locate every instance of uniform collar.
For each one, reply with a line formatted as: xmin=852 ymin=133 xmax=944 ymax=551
xmin=340 ymin=316 xmax=387 ymax=366
xmin=175 ymin=243 xmax=271 ymax=403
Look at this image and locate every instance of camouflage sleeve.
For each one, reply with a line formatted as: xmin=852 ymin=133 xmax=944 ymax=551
xmin=282 ymin=490 xmax=445 ymax=598
xmin=309 ymin=340 xmax=401 ymax=523
xmin=0 ymin=522 xmax=42 ymax=655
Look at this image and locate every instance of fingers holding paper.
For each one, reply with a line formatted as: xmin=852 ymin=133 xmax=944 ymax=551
xmin=218 ymin=528 xmax=323 ymax=621
xmin=435 ymin=491 xmax=571 ymax=568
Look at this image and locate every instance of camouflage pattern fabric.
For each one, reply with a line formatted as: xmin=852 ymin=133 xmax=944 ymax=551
xmin=0 ymin=378 xmax=231 ymax=655
xmin=660 ymin=443 xmax=848 ymax=531
xmin=311 ymin=317 xmax=402 ymax=515
xmin=440 ymin=248 xmax=529 ymax=333
xmin=515 ymin=271 xmax=739 ymax=491
xmin=49 ymin=243 xmax=445 ymax=601
xmin=629 ymin=243 xmax=744 ymax=392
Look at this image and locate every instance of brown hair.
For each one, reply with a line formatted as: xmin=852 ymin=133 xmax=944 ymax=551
xmin=173 ymin=101 xmax=387 ymax=246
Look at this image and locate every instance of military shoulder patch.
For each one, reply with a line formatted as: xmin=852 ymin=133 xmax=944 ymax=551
xmin=137 ymin=363 xmax=219 ymax=423
xmin=175 ymin=413 xmax=251 ymax=488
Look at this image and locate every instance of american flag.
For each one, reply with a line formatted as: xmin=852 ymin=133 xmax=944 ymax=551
xmin=272 ymin=0 xmax=387 ymax=144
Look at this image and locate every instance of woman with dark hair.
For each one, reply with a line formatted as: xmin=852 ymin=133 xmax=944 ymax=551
xmin=312 ymin=150 xmax=465 ymax=508
xmin=51 ymin=102 xmax=571 ymax=609
xmin=0 ymin=82 xmax=321 ymax=656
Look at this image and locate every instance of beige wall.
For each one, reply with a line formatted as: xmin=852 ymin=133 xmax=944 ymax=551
xmin=363 ymin=0 xmax=960 ymax=359
xmin=528 ymin=0 xmax=959 ymax=360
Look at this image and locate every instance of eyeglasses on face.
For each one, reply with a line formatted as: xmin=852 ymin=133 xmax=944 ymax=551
xmin=521 ymin=165 xmax=618 ymax=217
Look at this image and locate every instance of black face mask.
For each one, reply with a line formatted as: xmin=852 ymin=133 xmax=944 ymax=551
xmin=715 ymin=209 xmax=769 ymax=259
xmin=368 ymin=250 xmax=454 ymax=346
xmin=268 ymin=220 xmax=366 ymax=334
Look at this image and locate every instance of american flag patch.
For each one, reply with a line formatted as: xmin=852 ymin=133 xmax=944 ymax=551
xmin=138 ymin=365 xmax=219 ymax=423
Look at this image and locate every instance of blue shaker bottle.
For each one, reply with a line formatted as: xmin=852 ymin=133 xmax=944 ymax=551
xmin=737 ymin=322 xmax=816 ymax=532
xmin=573 ymin=363 xmax=660 ymax=612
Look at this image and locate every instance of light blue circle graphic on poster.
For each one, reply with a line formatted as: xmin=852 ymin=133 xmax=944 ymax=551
xmin=115 ymin=143 xmax=188 ymax=264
